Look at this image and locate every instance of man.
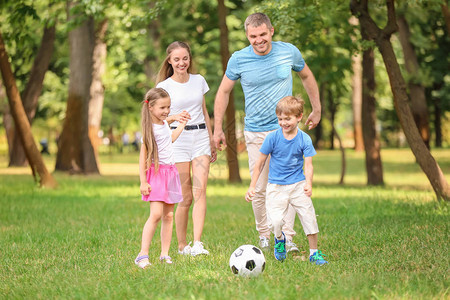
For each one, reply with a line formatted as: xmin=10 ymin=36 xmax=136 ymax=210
xmin=213 ymin=13 xmax=321 ymax=253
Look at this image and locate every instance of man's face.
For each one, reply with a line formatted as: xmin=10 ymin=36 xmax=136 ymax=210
xmin=246 ymin=24 xmax=274 ymax=56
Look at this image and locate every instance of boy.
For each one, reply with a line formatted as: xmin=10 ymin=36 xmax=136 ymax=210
xmin=245 ymin=96 xmax=327 ymax=265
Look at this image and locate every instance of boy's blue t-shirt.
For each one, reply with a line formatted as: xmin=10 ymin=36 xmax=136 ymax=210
xmin=225 ymin=41 xmax=305 ymax=132
xmin=260 ymin=128 xmax=316 ymax=185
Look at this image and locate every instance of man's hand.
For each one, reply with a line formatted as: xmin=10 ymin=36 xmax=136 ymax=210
xmin=305 ymin=110 xmax=321 ymax=130
xmin=213 ymin=129 xmax=227 ymax=151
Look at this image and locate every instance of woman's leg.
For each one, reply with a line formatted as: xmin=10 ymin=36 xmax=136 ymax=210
xmin=160 ymin=203 xmax=175 ymax=257
xmin=191 ymin=155 xmax=210 ymax=242
xmin=139 ymin=201 xmax=163 ymax=256
xmin=174 ymin=161 xmax=193 ymax=251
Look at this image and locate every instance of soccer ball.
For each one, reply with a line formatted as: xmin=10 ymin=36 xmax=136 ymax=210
xmin=229 ymin=244 xmax=266 ymax=277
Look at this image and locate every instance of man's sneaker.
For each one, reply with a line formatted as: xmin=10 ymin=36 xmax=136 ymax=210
xmin=259 ymin=236 xmax=270 ymax=251
xmin=309 ymin=250 xmax=328 ymax=265
xmin=274 ymin=232 xmax=287 ymax=261
xmin=190 ymin=241 xmax=209 ymax=256
xmin=286 ymin=240 xmax=300 ymax=254
xmin=178 ymin=242 xmax=192 ymax=255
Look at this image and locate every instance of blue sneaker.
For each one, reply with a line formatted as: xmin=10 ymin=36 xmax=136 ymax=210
xmin=274 ymin=232 xmax=286 ymax=261
xmin=309 ymin=250 xmax=328 ymax=265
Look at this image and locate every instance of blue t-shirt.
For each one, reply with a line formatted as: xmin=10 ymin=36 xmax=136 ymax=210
xmin=225 ymin=41 xmax=305 ymax=132
xmin=260 ymin=128 xmax=316 ymax=185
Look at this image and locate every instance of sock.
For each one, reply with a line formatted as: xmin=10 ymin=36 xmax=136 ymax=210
xmin=310 ymin=249 xmax=318 ymax=256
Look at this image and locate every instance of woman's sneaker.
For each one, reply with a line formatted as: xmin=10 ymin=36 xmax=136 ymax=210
xmin=190 ymin=241 xmax=209 ymax=256
xmin=259 ymin=236 xmax=270 ymax=251
xmin=178 ymin=242 xmax=192 ymax=255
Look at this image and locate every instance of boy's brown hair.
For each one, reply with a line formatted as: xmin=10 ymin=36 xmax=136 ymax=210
xmin=276 ymin=96 xmax=305 ymax=117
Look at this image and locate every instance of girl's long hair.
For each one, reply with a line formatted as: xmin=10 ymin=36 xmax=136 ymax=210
xmin=141 ymin=88 xmax=169 ymax=173
xmin=156 ymin=41 xmax=194 ymax=84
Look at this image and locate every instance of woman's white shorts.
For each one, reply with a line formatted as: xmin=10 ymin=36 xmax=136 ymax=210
xmin=171 ymin=127 xmax=211 ymax=163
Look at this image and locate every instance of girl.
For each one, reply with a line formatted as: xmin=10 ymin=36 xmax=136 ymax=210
xmin=156 ymin=41 xmax=216 ymax=256
xmin=134 ymin=88 xmax=188 ymax=269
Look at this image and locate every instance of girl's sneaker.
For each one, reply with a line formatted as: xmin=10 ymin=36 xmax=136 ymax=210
xmin=309 ymin=250 xmax=328 ymax=265
xmin=178 ymin=242 xmax=192 ymax=255
xmin=190 ymin=241 xmax=209 ymax=256
xmin=160 ymin=256 xmax=173 ymax=264
xmin=135 ymin=254 xmax=151 ymax=269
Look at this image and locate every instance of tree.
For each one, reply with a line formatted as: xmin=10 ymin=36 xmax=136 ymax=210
xmin=351 ymin=0 xmax=449 ymax=201
xmin=55 ymin=1 xmax=98 ymax=174
xmin=217 ymin=0 xmax=241 ymax=183
xmin=0 ymin=31 xmax=57 ymax=188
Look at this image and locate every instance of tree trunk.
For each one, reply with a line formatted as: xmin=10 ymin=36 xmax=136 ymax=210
xmin=8 ymin=23 xmax=56 ymax=166
xmin=0 ymin=31 xmax=57 ymax=188
xmin=441 ymin=3 xmax=450 ymax=38
xmin=327 ymin=88 xmax=346 ymax=184
xmin=217 ymin=0 xmax=241 ymax=183
xmin=55 ymin=4 xmax=99 ymax=174
xmin=351 ymin=0 xmax=450 ymax=201
xmin=397 ymin=15 xmax=430 ymax=149
xmin=349 ymin=16 xmax=364 ymax=152
xmin=89 ymin=19 xmax=108 ymax=157
xmin=361 ymin=47 xmax=384 ymax=185
xmin=144 ymin=1 xmax=162 ymax=86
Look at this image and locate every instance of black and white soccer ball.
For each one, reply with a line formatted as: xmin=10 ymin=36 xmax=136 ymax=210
xmin=229 ymin=244 xmax=266 ymax=277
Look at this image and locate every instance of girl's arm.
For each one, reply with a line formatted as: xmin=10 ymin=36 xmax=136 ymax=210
xmin=139 ymin=144 xmax=151 ymax=195
xmin=166 ymin=111 xmax=191 ymax=125
xmin=303 ymin=156 xmax=313 ymax=197
xmin=171 ymin=120 xmax=187 ymax=142
xmin=202 ymin=96 xmax=217 ymax=163
xmin=245 ymin=153 xmax=268 ymax=202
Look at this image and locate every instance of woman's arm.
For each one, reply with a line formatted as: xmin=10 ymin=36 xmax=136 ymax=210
xmin=202 ymin=96 xmax=217 ymax=163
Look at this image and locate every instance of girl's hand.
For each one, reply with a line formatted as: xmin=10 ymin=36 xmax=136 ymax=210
xmin=245 ymin=188 xmax=255 ymax=202
xmin=174 ymin=110 xmax=191 ymax=123
xmin=140 ymin=182 xmax=151 ymax=196
xmin=304 ymin=182 xmax=312 ymax=197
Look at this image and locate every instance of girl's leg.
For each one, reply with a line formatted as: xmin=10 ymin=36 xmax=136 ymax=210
xmin=191 ymin=155 xmax=210 ymax=242
xmin=174 ymin=161 xmax=193 ymax=251
xmin=139 ymin=202 xmax=164 ymax=256
xmin=160 ymin=203 xmax=175 ymax=257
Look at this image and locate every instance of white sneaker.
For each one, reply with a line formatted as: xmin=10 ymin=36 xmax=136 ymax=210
xmin=286 ymin=240 xmax=300 ymax=253
xmin=190 ymin=241 xmax=209 ymax=256
xmin=259 ymin=236 xmax=270 ymax=251
xmin=178 ymin=242 xmax=192 ymax=255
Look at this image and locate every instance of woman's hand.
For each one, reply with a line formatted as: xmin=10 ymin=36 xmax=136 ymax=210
xmin=210 ymin=142 xmax=217 ymax=163
xmin=171 ymin=110 xmax=191 ymax=124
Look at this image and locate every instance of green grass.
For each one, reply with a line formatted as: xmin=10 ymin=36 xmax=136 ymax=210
xmin=0 ymin=148 xmax=449 ymax=299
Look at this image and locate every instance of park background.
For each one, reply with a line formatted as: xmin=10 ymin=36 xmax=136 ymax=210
xmin=0 ymin=0 xmax=449 ymax=299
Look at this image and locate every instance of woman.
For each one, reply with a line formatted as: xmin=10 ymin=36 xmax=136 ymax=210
xmin=156 ymin=41 xmax=216 ymax=256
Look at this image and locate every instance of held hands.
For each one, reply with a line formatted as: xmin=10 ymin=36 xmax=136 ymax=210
xmin=174 ymin=110 xmax=191 ymax=123
xmin=245 ymin=187 xmax=255 ymax=202
xmin=210 ymin=141 xmax=217 ymax=163
xmin=305 ymin=110 xmax=321 ymax=130
xmin=140 ymin=182 xmax=151 ymax=196
xmin=304 ymin=182 xmax=312 ymax=197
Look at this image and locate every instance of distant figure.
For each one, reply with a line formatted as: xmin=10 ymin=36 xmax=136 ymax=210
xmin=132 ymin=131 xmax=142 ymax=152
xmin=134 ymin=88 xmax=187 ymax=269
xmin=40 ymin=138 xmax=50 ymax=155
xmin=121 ymin=132 xmax=130 ymax=153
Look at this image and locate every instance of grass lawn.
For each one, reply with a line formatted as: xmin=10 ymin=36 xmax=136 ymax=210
xmin=0 ymin=148 xmax=449 ymax=299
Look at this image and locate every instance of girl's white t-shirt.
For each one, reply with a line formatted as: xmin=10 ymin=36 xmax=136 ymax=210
xmin=153 ymin=120 xmax=174 ymax=165
xmin=156 ymin=74 xmax=209 ymax=126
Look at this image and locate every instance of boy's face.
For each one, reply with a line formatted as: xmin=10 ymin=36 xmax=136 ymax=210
xmin=277 ymin=112 xmax=303 ymax=135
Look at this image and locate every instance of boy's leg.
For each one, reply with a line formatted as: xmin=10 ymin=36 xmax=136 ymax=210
xmin=266 ymin=183 xmax=289 ymax=261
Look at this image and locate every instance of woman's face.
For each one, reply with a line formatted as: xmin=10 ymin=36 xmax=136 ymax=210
xmin=168 ymin=47 xmax=190 ymax=76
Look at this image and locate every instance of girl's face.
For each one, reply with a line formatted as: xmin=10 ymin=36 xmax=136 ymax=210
xmin=168 ymin=47 xmax=190 ymax=76
xmin=149 ymin=97 xmax=171 ymax=124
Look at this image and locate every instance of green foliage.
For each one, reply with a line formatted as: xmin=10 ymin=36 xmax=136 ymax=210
xmin=0 ymin=149 xmax=449 ymax=298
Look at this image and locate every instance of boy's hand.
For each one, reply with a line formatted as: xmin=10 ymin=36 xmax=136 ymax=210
xmin=245 ymin=188 xmax=255 ymax=202
xmin=140 ymin=182 xmax=151 ymax=196
xmin=304 ymin=182 xmax=312 ymax=197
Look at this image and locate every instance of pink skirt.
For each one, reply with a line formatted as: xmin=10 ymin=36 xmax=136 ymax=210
xmin=142 ymin=164 xmax=183 ymax=204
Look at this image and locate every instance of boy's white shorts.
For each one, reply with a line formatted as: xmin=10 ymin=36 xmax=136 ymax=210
xmin=266 ymin=180 xmax=319 ymax=236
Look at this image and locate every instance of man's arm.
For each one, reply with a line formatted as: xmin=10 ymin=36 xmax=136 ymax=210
xmin=297 ymin=63 xmax=321 ymax=130
xmin=213 ymin=75 xmax=236 ymax=150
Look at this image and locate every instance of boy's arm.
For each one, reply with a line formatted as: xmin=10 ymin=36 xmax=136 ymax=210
xmin=171 ymin=120 xmax=187 ymax=142
xmin=139 ymin=144 xmax=151 ymax=195
xmin=245 ymin=153 xmax=268 ymax=202
xmin=303 ymin=156 xmax=314 ymax=197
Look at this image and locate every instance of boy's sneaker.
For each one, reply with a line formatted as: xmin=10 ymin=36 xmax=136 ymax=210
xmin=274 ymin=232 xmax=287 ymax=261
xmin=190 ymin=241 xmax=209 ymax=256
xmin=178 ymin=242 xmax=192 ymax=255
xmin=309 ymin=250 xmax=328 ymax=265
xmin=259 ymin=236 xmax=270 ymax=251
xmin=286 ymin=240 xmax=300 ymax=254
